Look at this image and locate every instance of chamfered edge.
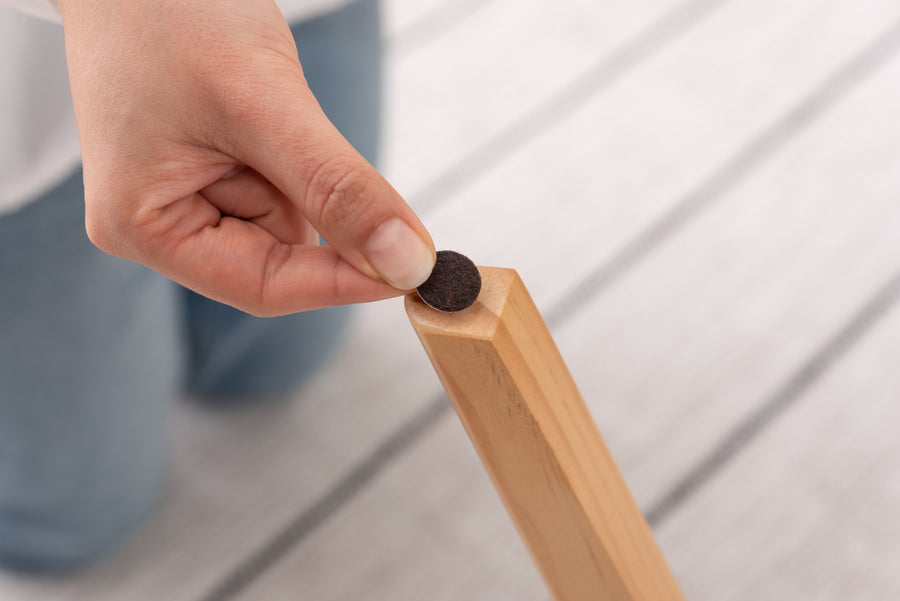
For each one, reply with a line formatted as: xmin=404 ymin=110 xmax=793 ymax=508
xmin=405 ymin=266 xmax=519 ymax=341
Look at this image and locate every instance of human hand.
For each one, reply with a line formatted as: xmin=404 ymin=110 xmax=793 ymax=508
xmin=57 ymin=0 xmax=435 ymax=315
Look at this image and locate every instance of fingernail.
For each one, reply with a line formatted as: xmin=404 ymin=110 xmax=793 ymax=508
xmin=365 ymin=218 xmax=435 ymax=289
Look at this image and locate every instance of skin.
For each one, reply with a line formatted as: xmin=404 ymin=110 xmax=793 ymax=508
xmin=56 ymin=0 xmax=436 ymax=316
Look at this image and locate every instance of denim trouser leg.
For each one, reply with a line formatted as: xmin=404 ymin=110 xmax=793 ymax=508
xmin=0 ymin=0 xmax=381 ymax=572
xmin=0 ymin=169 xmax=182 ymax=572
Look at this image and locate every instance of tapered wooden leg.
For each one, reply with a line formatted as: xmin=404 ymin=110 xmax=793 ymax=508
xmin=405 ymin=266 xmax=685 ymax=601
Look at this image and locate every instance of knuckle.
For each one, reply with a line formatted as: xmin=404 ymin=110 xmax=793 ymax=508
xmin=84 ymin=184 xmax=146 ymax=259
xmin=307 ymin=157 xmax=377 ymax=232
xmin=83 ymin=196 xmax=119 ymax=255
xmin=253 ymin=241 xmax=294 ymax=315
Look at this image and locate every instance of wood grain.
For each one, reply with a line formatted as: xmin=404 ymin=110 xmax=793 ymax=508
xmin=406 ymin=266 xmax=685 ymax=601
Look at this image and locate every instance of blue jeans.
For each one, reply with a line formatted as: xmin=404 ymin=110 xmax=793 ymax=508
xmin=0 ymin=0 xmax=381 ymax=573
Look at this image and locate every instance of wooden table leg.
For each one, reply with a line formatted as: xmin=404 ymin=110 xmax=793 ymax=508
xmin=405 ymin=266 xmax=686 ymax=601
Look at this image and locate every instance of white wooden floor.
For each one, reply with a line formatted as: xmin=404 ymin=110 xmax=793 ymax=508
xmin=5 ymin=0 xmax=900 ymax=599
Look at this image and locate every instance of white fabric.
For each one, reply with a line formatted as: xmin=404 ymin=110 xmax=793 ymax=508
xmin=0 ymin=0 xmax=353 ymax=217
xmin=0 ymin=0 xmax=57 ymax=22
xmin=0 ymin=6 xmax=79 ymax=216
xmin=0 ymin=0 xmax=350 ymax=24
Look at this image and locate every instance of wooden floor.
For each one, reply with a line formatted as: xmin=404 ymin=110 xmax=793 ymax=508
xmin=5 ymin=0 xmax=900 ymax=599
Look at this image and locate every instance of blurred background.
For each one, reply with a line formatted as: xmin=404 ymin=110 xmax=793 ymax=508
xmin=4 ymin=0 xmax=900 ymax=599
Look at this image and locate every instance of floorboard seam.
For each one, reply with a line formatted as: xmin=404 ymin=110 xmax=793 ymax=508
xmin=544 ymin=15 xmax=900 ymax=328
xmin=408 ymin=0 xmax=734 ymax=217
xmin=196 ymin=395 xmax=451 ymax=601
xmin=645 ymin=266 xmax=900 ymax=527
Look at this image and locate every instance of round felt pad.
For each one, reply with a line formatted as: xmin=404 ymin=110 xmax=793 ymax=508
xmin=416 ymin=250 xmax=482 ymax=312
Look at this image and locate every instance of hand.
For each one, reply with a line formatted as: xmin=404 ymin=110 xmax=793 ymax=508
xmin=57 ymin=0 xmax=435 ymax=315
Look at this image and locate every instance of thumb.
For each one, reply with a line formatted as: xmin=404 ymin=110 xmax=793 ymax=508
xmin=234 ymin=85 xmax=436 ymax=291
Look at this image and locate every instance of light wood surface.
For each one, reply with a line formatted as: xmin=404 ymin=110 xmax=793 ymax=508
xmin=406 ymin=267 xmax=685 ymax=601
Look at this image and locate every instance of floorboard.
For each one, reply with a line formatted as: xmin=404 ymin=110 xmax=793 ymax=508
xmin=229 ymin=5 xmax=900 ymax=598
xmin=658 ymin=284 xmax=900 ymax=600
xmin=381 ymin=0 xmax=691 ymax=200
